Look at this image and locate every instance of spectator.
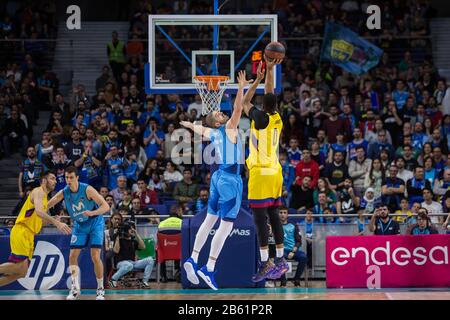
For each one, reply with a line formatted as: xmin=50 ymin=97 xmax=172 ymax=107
xmin=132 ymin=179 xmax=158 ymax=209
xmin=142 ymin=117 xmax=164 ymax=158
xmin=322 ymin=105 xmax=348 ymax=144
xmin=421 ymin=188 xmax=443 ymax=224
xmin=117 ymin=189 xmax=133 ymax=211
xmin=359 ymin=187 xmax=380 ymax=215
xmin=407 ymin=211 xmax=439 ymax=235
xmin=105 ymin=145 xmax=128 ymax=190
xmin=382 ymin=165 xmax=406 ymax=212
xmin=173 ymin=168 xmax=199 ymax=202
xmin=313 ymin=192 xmax=336 ymax=218
xmin=52 ymin=94 xmax=73 ymax=125
xmin=433 ymin=168 xmax=450 ymax=198
xmin=310 ymin=141 xmax=326 ymax=171
xmin=396 ymin=157 xmax=413 ymax=183
xmin=163 ymin=160 xmax=183 ymax=192
xmin=393 ymin=198 xmax=414 ymax=223
xmin=124 ymin=152 xmax=139 ymax=188
xmin=290 ymin=176 xmax=314 ymax=212
xmin=96 ymin=66 xmax=112 ymax=92
xmin=367 ymin=130 xmax=395 ymax=160
xmin=312 ymin=178 xmax=337 ymax=205
xmin=323 ymin=151 xmax=348 ymax=191
xmin=336 ymin=178 xmax=360 ymax=221
xmin=2 ymin=108 xmax=28 ymax=156
xmin=116 ymin=105 xmax=138 ymax=135
xmin=348 ymin=146 xmax=372 ymax=197
xmin=406 ymin=166 xmax=432 ymax=204
xmin=347 ymin=127 xmax=369 ymax=162
xmin=392 ymin=80 xmax=409 ymax=111
xmin=127 ymin=33 xmax=144 ymax=59
xmin=124 ymin=136 xmax=147 ymax=173
xmin=74 ymin=140 xmax=102 ymax=189
xmin=105 ymin=195 xmax=117 ymax=215
xmin=64 ymin=128 xmax=84 ymax=162
xmin=193 ymin=188 xmax=209 ymax=214
xmin=287 ymin=137 xmax=302 ymax=168
xmin=295 ymin=149 xmax=320 ymax=188
xmin=278 ymin=206 xmax=307 ymax=287
xmin=18 ymin=146 xmax=45 ymax=198
xmin=402 ymin=145 xmax=419 ymax=171
xmin=105 ymin=212 xmax=123 ymax=282
xmin=423 ymin=156 xmax=438 ymax=185
xmin=369 ymin=204 xmax=401 ymax=235
xmin=99 ymin=186 xmax=110 ymax=199
xmin=187 ymin=94 xmax=203 ymax=116
xmin=327 ymin=132 xmax=347 ymax=162
xmin=110 ymin=175 xmax=128 ymax=204
xmin=109 ymin=221 xmax=154 ymax=288
xmin=364 ymin=158 xmax=385 ymax=200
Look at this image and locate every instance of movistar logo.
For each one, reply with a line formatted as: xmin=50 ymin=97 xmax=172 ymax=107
xmin=72 ymin=201 xmax=85 ymax=212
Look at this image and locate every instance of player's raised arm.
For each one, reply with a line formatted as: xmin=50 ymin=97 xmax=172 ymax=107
xmin=83 ymin=186 xmax=110 ymax=217
xmin=33 ymin=189 xmax=71 ymax=234
xmin=264 ymin=55 xmax=282 ymax=95
xmin=180 ymin=120 xmax=212 ymax=140
xmin=47 ymin=189 xmax=64 ymax=209
xmin=227 ymin=70 xmax=252 ymax=130
xmin=243 ymin=62 xmax=265 ymax=117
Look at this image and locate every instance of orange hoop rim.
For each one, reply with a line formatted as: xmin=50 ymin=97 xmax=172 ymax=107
xmin=193 ymin=75 xmax=230 ymax=91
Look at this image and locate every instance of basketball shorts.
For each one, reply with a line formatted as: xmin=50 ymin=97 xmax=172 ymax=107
xmin=9 ymin=224 xmax=35 ymax=262
xmin=248 ymin=166 xmax=283 ymax=208
xmin=208 ymin=169 xmax=243 ymax=221
xmin=70 ymin=215 xmax=104 ymax=249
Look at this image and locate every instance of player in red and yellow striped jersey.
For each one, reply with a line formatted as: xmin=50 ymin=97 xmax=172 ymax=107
xmin=0 ymin=171 xmax=71 ymax=287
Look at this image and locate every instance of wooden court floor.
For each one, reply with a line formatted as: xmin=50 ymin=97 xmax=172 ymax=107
xmin=0 ymin=282 xmax=449 ymax=300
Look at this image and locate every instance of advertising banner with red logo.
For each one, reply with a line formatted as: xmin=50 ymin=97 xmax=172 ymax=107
xmin=326 ymin=235 xmax=450 ymax=288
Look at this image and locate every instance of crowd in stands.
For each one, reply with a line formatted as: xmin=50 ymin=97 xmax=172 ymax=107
xmin=0 ymin=0 xmax=449 ymax=239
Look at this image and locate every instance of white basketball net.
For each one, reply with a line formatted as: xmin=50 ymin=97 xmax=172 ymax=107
xmin=193 ymin=76 xmax=230 ymax=116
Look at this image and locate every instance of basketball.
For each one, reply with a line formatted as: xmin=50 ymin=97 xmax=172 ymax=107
xmin=264 ymin=41 xmax=286 ymax=61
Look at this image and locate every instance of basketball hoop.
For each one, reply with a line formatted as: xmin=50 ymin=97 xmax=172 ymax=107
xmin=193 ymin=75 xmax=230 ymax=115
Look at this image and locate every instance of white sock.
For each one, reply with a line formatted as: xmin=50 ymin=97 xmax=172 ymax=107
xmin=97 ymin=278 xmax=104 ymax=289
xmin=206 ymin=220 xmax=233 ymax=272
xmin=192 ymin=214 xmax=219 ymax=263
xmin=276 ymin=247 xmax=284 ymax=258
xmin=260 ymin=249 xmax=269 ymax=262
xmin=71 ymin=274 xmax=80 ymax=291
xmin=191 ymin=250 xmax=200 ymax=264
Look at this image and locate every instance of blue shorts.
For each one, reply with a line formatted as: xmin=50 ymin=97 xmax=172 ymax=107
xmin=208 ymin=170 xmax=243 ymax=221
xmin=70 ymin=215 xmax=104 ymax=249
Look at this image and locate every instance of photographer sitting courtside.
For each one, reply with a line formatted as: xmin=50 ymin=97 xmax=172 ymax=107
xmin=109 ymin=220 xmax=154 ymax=288
xmin=104 ymin=212 xmax=123 ymax=280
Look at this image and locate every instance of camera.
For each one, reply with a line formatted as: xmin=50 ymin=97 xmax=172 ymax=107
xmin=118 ymin=220 xmax=135 ymax=238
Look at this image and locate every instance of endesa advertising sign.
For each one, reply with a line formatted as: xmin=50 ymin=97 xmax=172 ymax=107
xmin=326 ymin=235 xmax=450 ymax=288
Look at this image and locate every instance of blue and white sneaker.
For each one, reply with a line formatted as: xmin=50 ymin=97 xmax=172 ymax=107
xmin=197 ymin=266 xmax=218 ymax=290
xmin=183 ymin=257 xmax=199 ymax=285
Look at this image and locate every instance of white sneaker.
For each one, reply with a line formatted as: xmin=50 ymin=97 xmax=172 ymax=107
xmin=96 ymin=288 xmax=105 ymax=300
xmin=183 ymin=258 xmax=199 ymax=285
xmin=66 ymin=287 xmax=80 ymax=300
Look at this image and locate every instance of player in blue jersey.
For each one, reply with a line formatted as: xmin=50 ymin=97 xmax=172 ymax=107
xmin=180 ymin=71 xmax=249 ymax=290
xmin=47 ymin=166 xmax=110 ymax=300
